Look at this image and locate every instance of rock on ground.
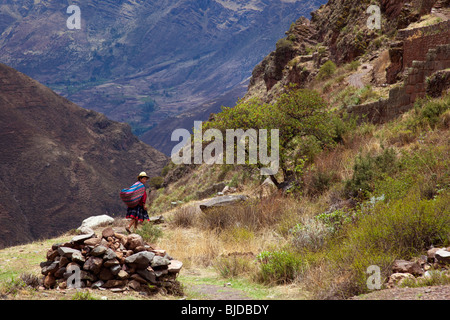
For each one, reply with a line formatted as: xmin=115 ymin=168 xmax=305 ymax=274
xmin=77 ymin=215 xmax=115 ymax=230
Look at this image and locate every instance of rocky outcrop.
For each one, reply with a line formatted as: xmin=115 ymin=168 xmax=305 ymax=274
xmin=40 ymin=227 xmax=183 ymax=294
xmin=246 ymin=0 xmax=443 ymax=103
xmin=198 ymin=195 xmax=248 ymax=212
xmin=196 ymin=182 xmax=227 ymax=200
xmin=387 ymin=247 xmax=450 ymax=288
xmin=248 ymin=16 xmax=318 ymax=95
xmin=77 ymin=215 xmax=115 ymax=230
xmin=426 ymin=69 xmax=450 ymax=97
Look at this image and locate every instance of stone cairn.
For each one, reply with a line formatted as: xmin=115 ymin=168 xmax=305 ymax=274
xmin=39 ymin=227 xmax=183 ymax=294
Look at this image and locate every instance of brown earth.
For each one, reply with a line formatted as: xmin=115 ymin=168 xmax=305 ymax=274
xmin=351 ymin=285 xmax=450 ymax=300
xmin=188 ymin=284 xmax=252 ymax=300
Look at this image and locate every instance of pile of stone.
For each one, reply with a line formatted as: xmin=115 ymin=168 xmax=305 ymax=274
xmin=387 ymin=247 xmax=450 ymax=288
xmin=40 ymin=227 xmax=183 ymax=293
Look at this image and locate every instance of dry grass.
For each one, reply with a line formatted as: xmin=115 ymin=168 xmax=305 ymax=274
xmin=157 ymin=226 xmax=287 ymax=270
xmin=158 ymin=193 xmax=310 ymax=270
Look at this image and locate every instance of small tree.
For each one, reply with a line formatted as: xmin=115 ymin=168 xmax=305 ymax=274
xmin=205 ymin=86 xmax=335 ymax=187
xmin=270 ymin=87 xmax=335 ymax=182
xmin=317 ymin=60 xmax=337 ymax=80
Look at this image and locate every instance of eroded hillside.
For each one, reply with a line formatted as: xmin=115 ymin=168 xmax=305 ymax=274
xmin=0 ymin=63 xmax=168 ymax=248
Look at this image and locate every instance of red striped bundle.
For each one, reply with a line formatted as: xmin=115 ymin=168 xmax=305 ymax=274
xmin=119 ymin=181 xmax=145 ymax=208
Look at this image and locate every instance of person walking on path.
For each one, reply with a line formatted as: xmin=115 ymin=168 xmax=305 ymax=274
xmin=125 ymin=172 xmax=150 ymax=233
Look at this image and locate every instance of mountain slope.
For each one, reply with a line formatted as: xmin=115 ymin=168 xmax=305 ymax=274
xmin=0 ymin=63 xmax=168 ymax=249
xmin=0 ymin=0 xmax=326 ymax=151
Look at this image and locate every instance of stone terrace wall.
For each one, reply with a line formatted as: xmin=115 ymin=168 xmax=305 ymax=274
xmin=347 ymin=43 xmax=450 ymax=123
xmin=387 ymin=20 xmax=450 ymax=83
xmin=399 ymin=20 xmax=450 ymax=70
xmin=404 ymin=44 xmax=450 ymax=103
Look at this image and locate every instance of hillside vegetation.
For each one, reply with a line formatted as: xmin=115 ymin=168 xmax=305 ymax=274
xmin=151 ymin=89 xmax=449 ymax=300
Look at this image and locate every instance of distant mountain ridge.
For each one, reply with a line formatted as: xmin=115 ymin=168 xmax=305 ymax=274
xmin=0 ymin=0 xmax=326 ymax=152
xmin=0 ymin=63 xmax=168 ymax=249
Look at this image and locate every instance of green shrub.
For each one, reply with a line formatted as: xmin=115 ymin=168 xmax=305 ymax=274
xmin=256 ymin=250 xmax=305 ymax=284
xmin=71 ymin=291 xmax=96 ymax=300
xmin=400 ymin=270 xmax=450 ymax=288
xmin=404 ymin=95 xmax=450 ymax=132
xmin=295 ymin=136 xmax=323 ymax=165
xmin=358 ymin=85 xmax=379 ymax=104
xmin=345 ymin=147 xmax=397 ymax=198
xmin=353 ymin=192 xmax=450 ymax=257
xmin=290 ymin=218 xmax=330 ymax=252
xmin=149 ymin=176 xmax=164 ymax=189
xmin=331 ymin=113 xmax=358 ymax=144
xmin=346 ymin=60 xmax=361 ymax=71
xmin=161 ymin=164 xmax=172 ymax=177
xmin=322 ymin=190 xmax=450 ymax=298
xmin=274 ymin=38 xmax=294 ymax=64
xmin=317 ymin=60 xmax=337 ymax=80
xmin=228 ymin=173 xmax=240 ymax=188
xmin=214 ymin=255 xmax=254 ymax=278
xmin=1 ymin=276 xmax=26 ymax=296
xmin=315 ymin=208 xmax=352 ymax=234
xmin=420 ymin=99 xmax=449 ymax=128
xmin=136 ymin=222 xmax=163 ymax=243
xmin=306 ymin=169 xmax=338 ymax=196
xmin=275 ymin=38 xmax=293 ymax=51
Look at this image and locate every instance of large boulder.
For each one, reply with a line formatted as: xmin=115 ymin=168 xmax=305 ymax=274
xmin=427 ymin=247 xmax=442 ymax=262
xmin=392 ymin=260 xmax=423 ymax=276
xmin=435 ymin=249 xmax=450 ymax=264
xmin=387 ymin=273 xmax=415 ymax=288
xmin=199 ymin=195 xmax=247 ymax=212
xmin=77 ymin=215 xmax=114 ymax=230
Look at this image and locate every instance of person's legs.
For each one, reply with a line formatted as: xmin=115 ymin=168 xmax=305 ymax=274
xmin=126 ymin=218 xmax=138 ymax=233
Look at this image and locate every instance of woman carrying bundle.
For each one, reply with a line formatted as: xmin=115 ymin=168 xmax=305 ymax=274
xmin=125 ymin=172 xmax=151 ymax=233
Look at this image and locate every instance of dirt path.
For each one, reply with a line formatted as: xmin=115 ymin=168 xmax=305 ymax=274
xmin=187 ymin=283 xmax=252 ymax=300
xmin=351 ymin=284 xmax=450 ymax=300
xmin=347 ymin=63 xmax=373 ymax=88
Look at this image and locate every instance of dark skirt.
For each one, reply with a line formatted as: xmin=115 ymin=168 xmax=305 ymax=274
xmin=126 ymin=205 xmax=149 ymax=222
